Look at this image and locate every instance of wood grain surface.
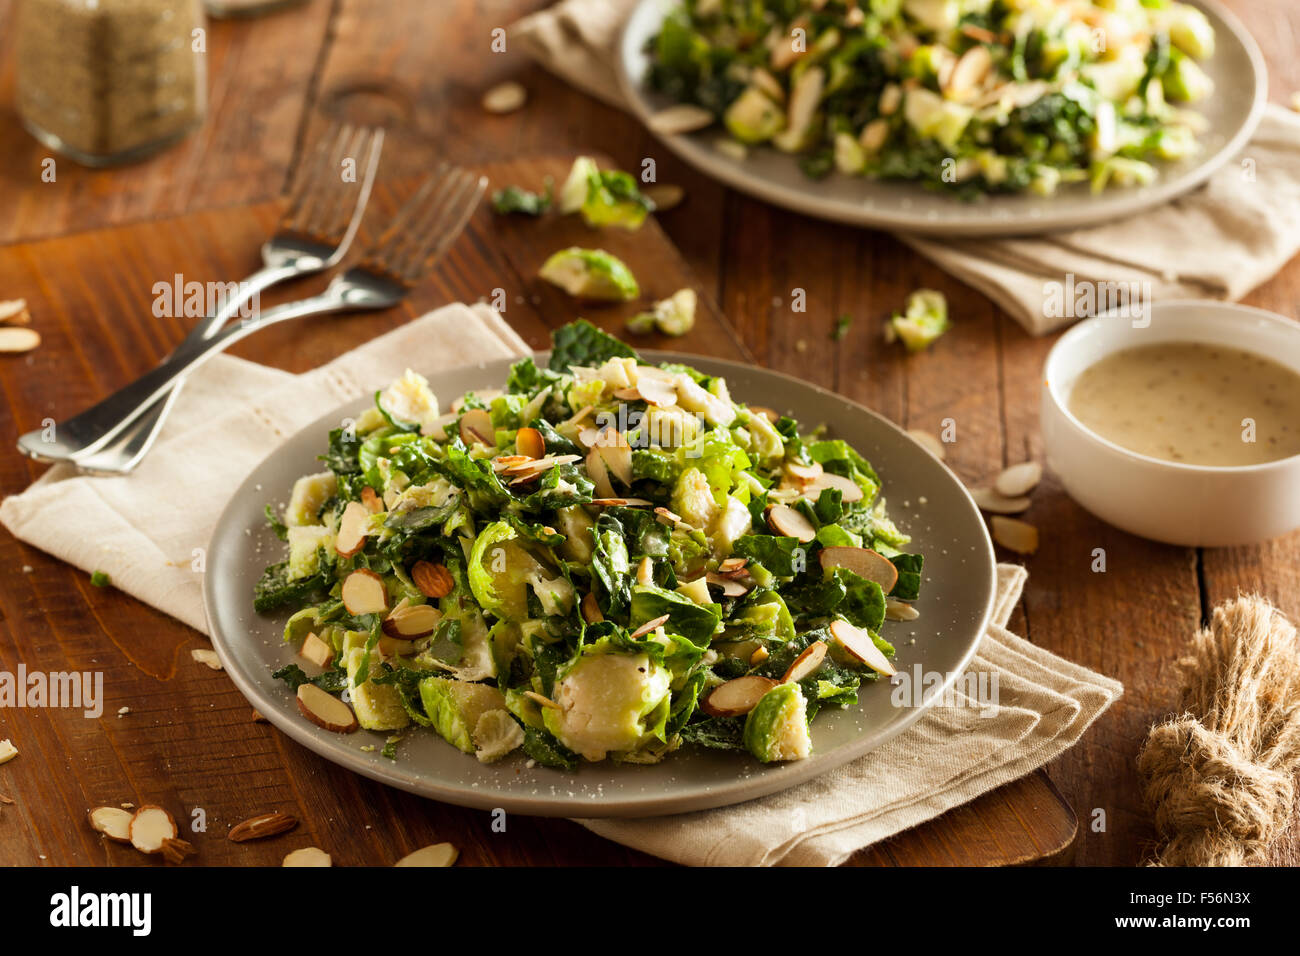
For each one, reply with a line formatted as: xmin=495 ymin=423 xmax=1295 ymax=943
xmin=1 ymin=0 xmax=1298 ymax=867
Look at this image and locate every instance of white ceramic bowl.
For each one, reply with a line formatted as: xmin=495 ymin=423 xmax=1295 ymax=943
xmin=1041 ymin=301 xmax=1300 ymax=547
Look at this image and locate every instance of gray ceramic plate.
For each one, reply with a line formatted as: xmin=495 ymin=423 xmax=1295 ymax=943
xmin=615 ymin=0 xmax=1266 ymax=237
xmin=204 ymin=352 xmax=996 ymax=817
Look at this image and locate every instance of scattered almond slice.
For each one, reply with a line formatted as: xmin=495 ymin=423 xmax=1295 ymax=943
xmin=642 ymin=183 xmax=684 ymax=211
xmin=594 ymin=435 xmax=633 ymax=486
xmin=88 ymin=806 xmax=134 ymax=843
xmin=283 ymin=846 xmax=332 ymax=867
xmin=395 ymin=842 xmax=458 ymax=867
xmin=411 ymin=560 xmax=454 ymax=599
xmin=766 ymin=503 xmax=816 ymax=542
xmin=128 ymin=806 xmax=179 ymax=854
xmin=994 ymin=461 xmax=1042 ymax=498
xmin=458 ymin=408 xmax=495 ymax=447
xmin=360 ymin=486 xmax=383 ymax=514
xmin=747 ymin=405 xmax=780 ymax=423
xmin=970 ymin=487 xmax=1031 ymax=515
xmin=0 ymin=299 xmax=31 ymax=326
xmin=991 ymin=516 xmax=1039 ymax=555
xmin=341 ymin=568 xmax=388 ymax=615
xmin=701 ymin=676 xmax=778 ymax=718
xmin=885 ymin=597 xmax=920 ymax=622
xmin=481 ymin=81 xmax=526 ymax=114
xmin=648 ymin=104 xmax=714 ymax=135
xmin=944 ymin=44 xmax=992 ymax=101
xmin=818 ymin=546 xmax=899 ymax=592
xmin=907 ymin=429 xmax=946 ymax=461
xmin=782 ymin=641 xmax=828 ymax=684
xmin=585 ymin=448 xmax=617 ymax=499
xmin=516 ymin=426 xmax=545 ymax=460
xmin=581 ymin=591 xmax=604 ymax=624
xmin=636 ymin=556 xmax=655 ymax=587
xmin=297 ymin=683 xmax=359 ymax=733
xmin=717 ymin=557 xmax=747 ymax=575
xmin=522 ymin=690 xmax=560 ymax=710
xmin=829 ymin=619 xmax=896 ymax=677
xmin=228 ymin=811 xmax=298 ymax=843
xmin=382 ymin=602 xmax=441 ymax=639
xmin=784 ymin=460 xmax=823 ymax=484
xmin=634 ymin=376 xmax=678 ymax=407
xmin=191 ymin=648 xmax=223 ymax=671
xmin=589 ymin=497 xmax=654 ymax=507
xmin=749 ymin=646 xmax=770 ymax=666
xmin=0 ymin=327 xmax=41 ymax=353
xmin=0 ymin=739 xmax=17 ymax=764
xmin=335 ymin=500 xmax=371 ymax=557
xmin=299 ymin=632 xmax=334 ymax=669
xmin=804 ymin=471 xmax=863 ymax=503
xmin=628 ymin=613 xmax=671 ymax=641
xmin=705 ymin=571 xmax=750 ymax=598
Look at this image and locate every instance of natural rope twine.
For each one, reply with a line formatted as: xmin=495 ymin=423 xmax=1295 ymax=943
xmin=1138 ymin=596 xmax=1300 ymax=866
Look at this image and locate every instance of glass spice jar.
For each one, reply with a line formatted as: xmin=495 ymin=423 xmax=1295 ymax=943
xmin=15 ymin=0 xmax=208 ymax=166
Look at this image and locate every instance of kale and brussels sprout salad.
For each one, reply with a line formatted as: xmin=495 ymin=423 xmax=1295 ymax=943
xmin=647 ymin=0 xmax=1218 ymax=196
xmin=256 ymin=321 xmax=923 ymax=769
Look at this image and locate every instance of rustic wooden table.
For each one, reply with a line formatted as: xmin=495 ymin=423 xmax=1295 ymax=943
xmin=1 ymin=0 xmax=1297 ymax=867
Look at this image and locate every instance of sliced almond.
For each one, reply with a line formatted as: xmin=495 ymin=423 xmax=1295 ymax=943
xmin=128 ymin=805 xmax=178 ymax=854
xmin=629 ymin=613 xmax=671 ymax=641
xmin=589 ymin=497 xmax=654 ymax=507
xmin=701 ymin=676 xmax=778 ymax=718
xmin=576 ymin=426 xmax=601 ymax=449
xmin=395 ymin=842 xmax=458 ymax=867
xmin=297 ymin=683 xmax=359 ymax=733
xmin=747 ymin=405 xmax=780 ymax=423
xmin=705 ymin=571 xmax=751 ymax=598
xmin=88 ymin=806 xmax=134 ymax=843
xmin=994 ymin=461 xmax=1042 ymax=498
xmin=636 ymin=556 xmax=655 ymax=587
xmin=585 ymin=447 xmax=617 ymax=499
xmin=945 ymin=44 xmax=993 ymax=101
xmin=0 ymin=327 xmax=40 ymax=353
xmin=765 ymin=503 xmax=816 ymax=542
xmin=595 ymin=435 xmax=633 ymax=486
xmin=516 ymin=426 xmax=545 ymax=460
xmin=299 ymin=632 xmax=334 ymax=669
xmin=907 ymin=429 xmax=946 ymax=461
xmin=360 ymin=486 xmax=384 ymax=514
xmin=633 ymin=376 xmax=678 ymax=407
xmin=970 ymin=487 xmax=1031 ymax=515
xmin=0 ymin=299 xmax=31 ymax=326
xmin=481 ymin=80 xmax=526 ymax=114
xmin=580 ymin=591 xmax=604 ymax=624
xmin=382 ymin=602 xmax=441 ymax=639
xmin=784 ymin=460 xmax=823 ymax=484
xmin=829 ymin=619 xmax=896 ymax=677
xmin=991 ymin=516 xmax=1039 ymax=555
xmin=228 ymin=811 xmax=298 ymax=843
xmin=805 ymin=471 xmax=863 ymax=503
xmin=341 ymin=568 xmax=388 ymax=616
xmin=492 ymin=454 xmax=532 ymax=472
xmin=782 ymin=641 xmax=828 ymax=684
xmin=522 ymin=690 xmax=560 ymax=710
xmin=503 ymin=453 xmax=580 ymax=476
xmin=648 ymin=104 xmax=714 ymax=135
xmin=885 ymin=597 xmax=920 ymax=622
xmin=717 ymin=557 xmax=748 ymax=575
xmin=335 ymin=500 xmax=371 ymax=557
xmin=642 ymin=183 xmax=684 ymax=211
xmin=458 ymin=408 xmax=495 ymax=447
xmin=749 ymin=646 xmax=770 ymax=666
xmin=654 ymin=506 xmax=684 ymax=526
xmin=283 ymin=846 xmax=332 ymax=867
xmin=411 ymin=561 xmax=454 ymax=599
xmin=425 ymin=411 xmax=458 ymax=442
xmin=819 ymin=546 xmax=899 ymax=593
xmin=191 ymin=648 xmax=223 ymax=671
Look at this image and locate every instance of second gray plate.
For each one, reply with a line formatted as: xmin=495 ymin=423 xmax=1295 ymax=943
xmin=204 ymin=352 xmax=996 ymax=817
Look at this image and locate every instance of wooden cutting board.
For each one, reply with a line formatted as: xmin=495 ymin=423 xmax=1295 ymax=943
xmin=0 ymin=154 xmax=1076 ymax=866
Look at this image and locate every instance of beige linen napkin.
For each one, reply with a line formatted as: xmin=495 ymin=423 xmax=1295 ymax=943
xmin=512 ymin=0 xmax=1300 ymax=335
xmin=0 ymin=303 xmax=1121 ymax=865
xmin=0 ymin=303 xmax=527 ymax=634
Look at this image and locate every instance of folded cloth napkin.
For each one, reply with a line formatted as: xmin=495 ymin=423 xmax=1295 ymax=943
xmin=511 ymin=0 xmax=1300 ymax=335
xmin=1 ymin=302 xmax=1121 ymax=865
xmin=0 ymin=303 xmax=528 ymax=634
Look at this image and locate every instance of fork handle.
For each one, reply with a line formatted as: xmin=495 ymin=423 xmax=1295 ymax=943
xmin=16 ymin=287 xmax=350 ymax=463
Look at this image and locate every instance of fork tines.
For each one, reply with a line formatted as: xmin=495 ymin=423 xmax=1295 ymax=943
xmin=281 ymin=121 xmax=385 ymax=245
xmin=364 ymin=164 xmax=488 ymax=285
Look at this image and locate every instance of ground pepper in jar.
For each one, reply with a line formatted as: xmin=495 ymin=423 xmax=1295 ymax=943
xmin=15 ymin=0 xmax=207 ymax=166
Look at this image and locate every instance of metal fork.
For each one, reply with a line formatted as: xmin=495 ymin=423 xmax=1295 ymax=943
xmin=32 ymin=122 xmax=385 ymax=474
xmin=16 ymin=164 xmax=487 ymax=470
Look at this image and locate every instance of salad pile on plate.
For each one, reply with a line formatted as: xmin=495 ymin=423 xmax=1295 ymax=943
xmin=255 ymin=321 xmax=923 ymax=769
xmin=646 ymin=0 xmax=1218 ymax=196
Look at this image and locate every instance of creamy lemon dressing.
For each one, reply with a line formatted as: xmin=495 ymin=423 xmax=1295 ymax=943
xmin=1068 ymin=343 xmax=1300 ymax=467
